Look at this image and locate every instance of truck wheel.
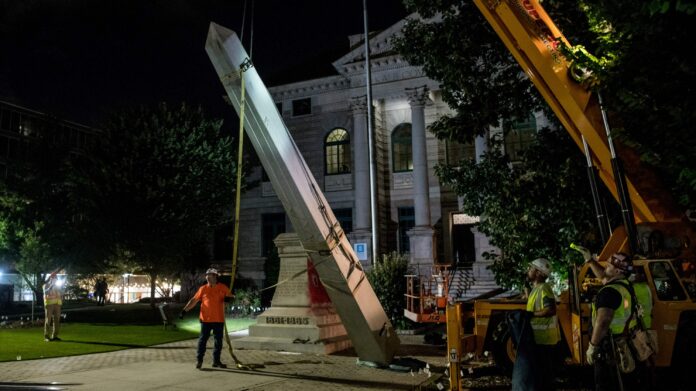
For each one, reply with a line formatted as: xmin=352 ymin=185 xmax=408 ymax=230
xmin=492 ymin=321 xmax=516 ymax=374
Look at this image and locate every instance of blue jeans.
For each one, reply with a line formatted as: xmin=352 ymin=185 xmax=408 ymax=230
xmin=197 ymin=322 xmax=224 ymax=363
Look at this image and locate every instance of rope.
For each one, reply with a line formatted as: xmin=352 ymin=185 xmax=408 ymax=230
xmin=223 ymin=1 xmax=255 ymax=369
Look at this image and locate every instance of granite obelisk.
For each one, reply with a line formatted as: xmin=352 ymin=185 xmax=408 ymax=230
xmin=205 ymin=23 xmax=399 ymax=365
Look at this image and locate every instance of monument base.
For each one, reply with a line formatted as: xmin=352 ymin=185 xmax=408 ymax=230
xmin=232 ymin=233 xmax=352 ymax=355
xmin=233 ymin=306 xmax=352 ymax=354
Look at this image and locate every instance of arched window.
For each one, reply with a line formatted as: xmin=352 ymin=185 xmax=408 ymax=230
xmin=504 ymin=116 xmax=537 ymax=162
xmin=391 ymin=123 xmax=412 ymax=172
xmin=325 ymin=128 xmax=351 ymax=175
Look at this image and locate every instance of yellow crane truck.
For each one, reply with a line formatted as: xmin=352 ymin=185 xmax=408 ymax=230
xmin=433 ymin=0 xmax=696 ymax=388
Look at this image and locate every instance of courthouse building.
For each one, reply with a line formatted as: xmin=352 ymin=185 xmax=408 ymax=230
xmin=216 ymin=18 xmax=549 ymax=294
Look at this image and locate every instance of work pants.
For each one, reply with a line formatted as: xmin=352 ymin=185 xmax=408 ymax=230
xmin=594 ymin=336 xmax=639 ymax=391
xmin=197 ymin=322 xmax=224 ymax=363
xmin=534 ymin=344 xmax=556 ymax=391
xmin=44 ymin=304 xmax=61 ymax=339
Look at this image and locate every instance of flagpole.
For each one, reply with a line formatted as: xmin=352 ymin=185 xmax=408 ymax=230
xmin=363 ymin=0 xmax=378 ymax=264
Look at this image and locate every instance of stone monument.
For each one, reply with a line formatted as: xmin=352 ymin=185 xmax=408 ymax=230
xmin=233 ymin=233 xmax=352 ymax=354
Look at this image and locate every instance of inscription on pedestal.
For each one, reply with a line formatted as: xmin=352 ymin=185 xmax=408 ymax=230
xmin=277 ymin=259 xmax=307 ymax=296
xmin=265 ymin=316 xmax=310 ymax=325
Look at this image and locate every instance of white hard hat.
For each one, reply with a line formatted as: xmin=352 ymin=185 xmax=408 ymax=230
xmin=531 ymin=258 xmax=551 ymax=276
xmin=205 ymin=268 xmax=219 ymax=276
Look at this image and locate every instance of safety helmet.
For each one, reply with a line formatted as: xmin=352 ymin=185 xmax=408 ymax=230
xmin=609 ymin=253 xmax=633 ymax=274
xmin=530 ymin=258 xmax=551 ymax=276
xmin=205 ymin=268 xmax=219 ymax=276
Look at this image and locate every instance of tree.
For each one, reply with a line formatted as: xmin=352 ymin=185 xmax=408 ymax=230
xmin=438 ymin=131 xmax=599 ymax=287
xmin=557 ymin=0 xmax=696 ymax=209
xmin=70 ymin=103 xmax=240 ymax=306
xmin=366 ymin=252 xmax=413 ymax=329
xmin=0 ymin=122 xmax=96 ymax=300
xmin=394 ymin=0 xmax=695 ymax=285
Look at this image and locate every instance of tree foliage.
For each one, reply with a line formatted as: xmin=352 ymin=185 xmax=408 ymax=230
xmin=366 ymin=252 xmax=413 ymax=329
xmin=438 ymin=131 xmax=599 ymax=287
xmin=560 ymin=0 xmax=696 ymax=209
xmin=68 ymin=103 xmax=239 ymax=303
xmin=0 ymin=123 xmax=95 ymax=297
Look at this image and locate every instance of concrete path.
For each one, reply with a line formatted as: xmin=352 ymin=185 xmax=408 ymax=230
xmin=0 ymin=332 xmax=447 ymax=390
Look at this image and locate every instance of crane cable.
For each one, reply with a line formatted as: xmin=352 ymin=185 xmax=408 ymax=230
xmin=222 ymin=0 xmax=254 ymax=370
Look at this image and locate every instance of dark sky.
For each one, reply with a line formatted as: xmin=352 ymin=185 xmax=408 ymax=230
xmin=0 ymin=0 xmax=408 ymax=128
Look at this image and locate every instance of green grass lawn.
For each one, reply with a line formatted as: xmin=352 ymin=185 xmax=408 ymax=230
xmin=0 ymin=317 xmax=257 ymax=362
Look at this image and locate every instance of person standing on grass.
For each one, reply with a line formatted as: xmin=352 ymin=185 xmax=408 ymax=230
xmin=43 ymin=271 xmax=63 ymax=342
xmin=180 ymin=268 xmax=233 ymax=369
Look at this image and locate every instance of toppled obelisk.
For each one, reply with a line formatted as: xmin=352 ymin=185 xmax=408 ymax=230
xmin=205 ymin=23 xmax=399 ymax=365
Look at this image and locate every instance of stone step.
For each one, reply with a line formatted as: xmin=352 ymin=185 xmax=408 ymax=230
xmin=233 ymin=335 xmax=353 ymax=355
xmin=248 ymin=322 xmax=348 ymax=341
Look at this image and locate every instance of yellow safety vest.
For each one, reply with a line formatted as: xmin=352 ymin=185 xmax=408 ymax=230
xmin=633 ymin=282 xmax=653 ymax=329
xmin=592 ymin=279 xmax=634 ymax=335
xmin=527 ymin=282 xmax=560 ymax=345
xmin=44 ymin=280 xmax=62 ymax=306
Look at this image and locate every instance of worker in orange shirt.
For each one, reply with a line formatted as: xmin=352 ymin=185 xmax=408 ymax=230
xmin=180 ymin=268 xmax=233 ymax=369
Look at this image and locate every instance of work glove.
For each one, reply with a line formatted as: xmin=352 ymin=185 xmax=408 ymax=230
xmin=178 ymin=311 xmax=185 ymax=320
xmin=586 ymin=343 xmax=598 ymax=365
xmin=570 ymin=243 xmax=593 ymax=263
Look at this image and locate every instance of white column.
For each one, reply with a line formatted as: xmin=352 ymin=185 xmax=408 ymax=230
xmin=405 ymin=86 xmax=436 ymax=266
xmin=406 ymin=86 xmax=431 ymax=227
xmin=475 ymin=129 xmax=489 ymax=164
xmin=350 ymin=96 xmax=370 ymax=231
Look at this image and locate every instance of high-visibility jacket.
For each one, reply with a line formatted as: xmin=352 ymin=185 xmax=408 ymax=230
xmin=592 ymin=279 xmax=635 ymax=335
xmin=633 ymin=282 xmax=653 ymax=329
xmin=44 ymin=278 xmax=62 ymax=306
xmin=527 ymin=282 xmax=560 ymax=345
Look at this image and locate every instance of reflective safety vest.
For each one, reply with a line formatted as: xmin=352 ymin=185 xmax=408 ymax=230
xmin=633 ymin=282 xmax=653 ymax=329
xmin=44 ymin=279 xmax=62 ymax=306
xmin=527 ymin=282 xmax=560 ymax=345
xmin=592 ymin=279 xmax=635 ymax=335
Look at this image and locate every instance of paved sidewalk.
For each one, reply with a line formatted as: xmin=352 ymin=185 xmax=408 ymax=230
xmin=0 ymin=332 xmax=447 ymax=390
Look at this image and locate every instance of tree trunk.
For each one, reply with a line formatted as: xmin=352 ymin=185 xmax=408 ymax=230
xmin=20 ymin=272 xmax=44 ymax=306
xmin=149 ymin=271 xmax=157 ymax=308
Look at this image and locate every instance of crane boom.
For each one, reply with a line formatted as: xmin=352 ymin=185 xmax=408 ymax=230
xmin=472 ymin=0 xmax=684 ymax=224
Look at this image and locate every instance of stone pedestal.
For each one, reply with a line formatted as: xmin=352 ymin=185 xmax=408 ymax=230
xmin=407 ymin=226 xmax=436 ymax=267
xmin=233 ymin=233 xmax=352 ymax=354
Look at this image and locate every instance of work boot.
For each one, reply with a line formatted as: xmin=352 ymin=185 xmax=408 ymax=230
xmin=212 ymin=362 xmax=227 ymax=368
xmin=196 ymin=360 xmax=202 ymax=369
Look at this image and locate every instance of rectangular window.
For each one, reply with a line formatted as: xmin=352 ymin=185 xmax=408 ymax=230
xmin=0 ymin=136 xmax=8 ymax=158
xmin=333 ymin=208 xmax=353 ymax=234
xmin=0 ymin=109 xmax=10 ymax=131
xmin=325 ymin=144 xmax=351 ymax=175
xmin=393 ymin=143 xmax=413 ymax=172
xmin=398 ymin=207 xmax=415 ymax=253
xmin=262 ymin=213 xmax=286 ymax=257
xmin=292 ymin=98 xmax=311 ymax=117
xmin=213 ymin=223 xmax=234 ymax=260
xmin=505 ymin=117 xmax=537 ymax=162
xmin=9 ymin=111 xmax=20 ymax=133
xmin=446 ymin=140 xmax=476 ymax=165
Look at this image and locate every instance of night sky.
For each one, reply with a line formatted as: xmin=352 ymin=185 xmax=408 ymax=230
xmin=0 ymin=0 xmax=408 ymax=128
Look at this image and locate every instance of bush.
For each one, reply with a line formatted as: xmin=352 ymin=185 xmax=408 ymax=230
xmin=366 ymin=252 xmax=414 ymax=330
xmin=230 ymin=287 xmax=261 ymax=317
